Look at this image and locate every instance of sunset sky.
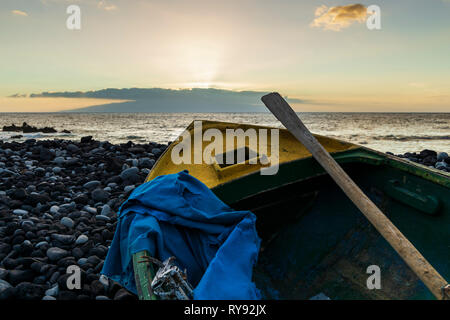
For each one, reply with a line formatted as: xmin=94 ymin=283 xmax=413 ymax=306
xmin=1 ymin=0 xmax=450 ymax=112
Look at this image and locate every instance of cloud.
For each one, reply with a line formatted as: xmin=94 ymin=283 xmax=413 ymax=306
xmin=9 ymin=93 xmax=28 ymax=98
xmin=11 ymin=10 xmax=28 ymax=17
xmin=40 ymin=0 xmax=117 ymax=9
xmin=310 ymin=4 xmax=368 ymax=31
xmin=408 ymin=82 xmax=426 ymax=88
xmin=98 ymin=0 xmax=117 ymax=11
xmin=28 ymin=88 xmax=308 ymax=112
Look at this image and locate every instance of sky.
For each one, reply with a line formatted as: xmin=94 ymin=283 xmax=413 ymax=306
xmin=1 ymin=0 xmax=450 ymax=112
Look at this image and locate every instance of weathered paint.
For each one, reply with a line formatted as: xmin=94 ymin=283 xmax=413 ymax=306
xmin=246 ymin=166 xmax=449 ymax=300
xmin=134 ymin=121 xmax=449 ymax=300
xmin=145 ymin=120 xmax=359 ymax=188
xmin=132 ymin=251 xmax=158 ymax=300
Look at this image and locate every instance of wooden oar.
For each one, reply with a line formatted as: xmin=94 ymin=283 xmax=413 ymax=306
xmin=261 ymin=92 xmax=449 ymax=300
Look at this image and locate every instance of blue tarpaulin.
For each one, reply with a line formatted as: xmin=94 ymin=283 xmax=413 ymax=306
xmin=101 ymin=170 xmax=261 ymax=300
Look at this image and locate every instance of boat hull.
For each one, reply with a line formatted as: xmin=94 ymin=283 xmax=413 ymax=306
xmin=141 ymin=121 xmax=450 ymax=300
xmin=231 ymin=160 xmax=449 ymax=299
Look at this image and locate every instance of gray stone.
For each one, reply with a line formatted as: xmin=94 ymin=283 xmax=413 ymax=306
xmin=51 ymin=234 xmax=75 ymax=244
xmin=99 ymin=275 xmax=109 ymax=288
xmin=107 ymin=182 xmax=117 ymax=188
xmin=120 ymin=167 xmax=139 ymax=181
xmin=0 ymin=279 xmax=12 ymax=294
xmin=90 ymin=147 xmax=105 ymax=154
xmin=95 ymin=215 xmax=110 ymax=222
xmin=435 ymin=161 xmax=448 ymax=170
xmin=22 ymin=240 xmax=32 ymax=247
xmin=139 ymin=158 xmax=155 ymax=168
xmin=75 ymin=235 xmax=88 ymax=245
xmin=47 ymin=247 xmax=69 ymax=261
xmin=50 ymin=205 xmax=60 ymax=215
xmin=151 ymin=148 xmax=162 ymax=156
xmin=42 ymin=213 xmax=53 ymax=220
xmin=87 ymin=255 xmax=102 ymax=266
xmin=437 ymin=152 xmax=449 ymax=161
xmin=34 ymin=167 xmax=45 ymax=176
xmin=0 ymin=268 xmax=8 ymax=280
xmin=13 ymin=209 xmax=28 ymax=215
xmin=49 ymin=272 xmax=60 ymax=284
xmin=80 ymin=136 xmax=93 ymax=143
xmin=60 ymin=217 xmax=74 ymax=228
xmin=83 ymin=180 xmax=101 ymax=190
xmin=21 ymin=220 xmax=34 ymax=227
xmin=127 ymin=158 xmax=139 ymax=167
xmin=66 ymin=144 xmax=80 ymax=153
xmin=52 ymin=167 xmax=62 ymax=174
xmin=83 ymin=206 xmax=97 ymax=214
xmin=35 ymin=241 xmax=48 ymax=248
xmin=45 ymin=285 xmax=59 ymax=297
xmin=124 ymin=185 xmax=135 ymax=193
xmin=60 ymin=202 xmax=76 ymax=212
xmin=91 ymin=188 xmax=109 ymax=203
xmin=100 ymin=204 xmax=112 ymax=217
xmin=1 ymin=168 xmax=18 ymax=176
xmin=53 ymin=157 xmax=66 ymax=165
xmin=42 ymin=295 xmax=57 ymax=300
xmin=309 ymin=292 xmax=331 ymax=300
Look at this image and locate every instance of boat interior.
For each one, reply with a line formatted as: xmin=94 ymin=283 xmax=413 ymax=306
xmin=143 ymin=121 xmax=449 ymax=300
xmin=228 ymin=161 xmax=450 ymax=300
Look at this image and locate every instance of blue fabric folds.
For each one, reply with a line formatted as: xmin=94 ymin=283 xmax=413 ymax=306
xmin=101 ymin=170 xmax=261 ymax=300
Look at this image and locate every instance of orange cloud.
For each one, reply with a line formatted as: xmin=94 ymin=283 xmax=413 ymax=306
xmin=11 ymin=10 xmax=28 ymax=17
xmin=311 ymin=4 xmax=367 ymax=31
xmin=98 ymin=1 xmax=117 ymax=11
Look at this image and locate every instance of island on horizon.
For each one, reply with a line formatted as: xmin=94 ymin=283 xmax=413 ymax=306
xmin=6 ymin=88 xmax=305 ymax=113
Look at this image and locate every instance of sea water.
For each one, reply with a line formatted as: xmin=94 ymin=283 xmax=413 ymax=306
xmin=0 ymin=112 xmax=448 ymax=154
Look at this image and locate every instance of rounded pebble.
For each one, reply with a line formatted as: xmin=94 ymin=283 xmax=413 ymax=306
xmin=60 ymin=217 xmax=74 ymax=228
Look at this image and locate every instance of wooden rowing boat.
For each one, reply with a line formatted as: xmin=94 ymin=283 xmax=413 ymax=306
xmin=134 ymin=120 xmax=450 ymax=300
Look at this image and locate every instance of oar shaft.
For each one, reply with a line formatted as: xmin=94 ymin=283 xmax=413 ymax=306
xmin=262 ymin=92 xmax=448 ymax=300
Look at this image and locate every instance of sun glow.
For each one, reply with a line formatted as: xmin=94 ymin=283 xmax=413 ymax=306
xmin=172 ymin=37 xmax=226 ymax=87
xmin=187 ymin=82 xmax=211 ymax=88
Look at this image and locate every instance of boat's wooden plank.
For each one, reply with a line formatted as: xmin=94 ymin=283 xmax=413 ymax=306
xmin=132 ymin=250 xmax=158 ymax=300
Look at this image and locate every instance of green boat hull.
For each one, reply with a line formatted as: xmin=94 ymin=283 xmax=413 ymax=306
xmin=214 ymin=147 xmax=450 ymax=300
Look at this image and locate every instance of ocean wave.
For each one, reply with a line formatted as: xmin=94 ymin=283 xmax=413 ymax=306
xmin=1 ymin=112 xmax=448 ymax=153
xmin=0 ymin=131 xmax=76 ymax=141
xmin=374 ymin=135 xmax=450 ymax=141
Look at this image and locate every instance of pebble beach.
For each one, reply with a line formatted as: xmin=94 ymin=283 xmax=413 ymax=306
xmin=0 ymin=136 xmax=167 ymax=300
xmin=0 ymin=132 xmax=448 ymax=300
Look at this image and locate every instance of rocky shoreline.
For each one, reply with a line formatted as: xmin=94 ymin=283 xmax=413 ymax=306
xmin=3 ymin=122 xmax=71 ymax=135
xmin=0 ymin=137 xmax=448 ymax=300
xmin=0 ymin=137 xmax=167 ymax=300
xmin=389 ymin=149 xmax=449 ymax=172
